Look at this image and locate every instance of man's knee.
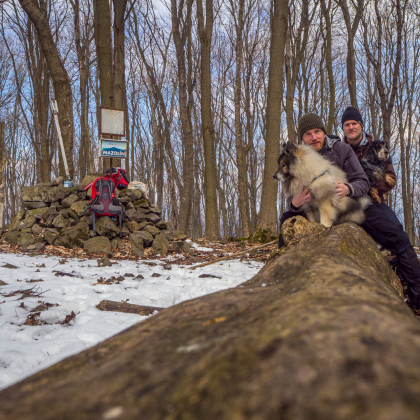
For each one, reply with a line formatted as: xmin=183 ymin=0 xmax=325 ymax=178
xmin=280 ymin=210 xmax=304 ymax=227
xmin=363 ymin=204 xmax=411 ymax=254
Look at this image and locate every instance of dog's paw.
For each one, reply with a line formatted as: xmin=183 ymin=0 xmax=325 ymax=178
xmin=384 ymin=173 xmax=396 ymax=187
xmin=369 ymin=188 xmax=381 ymax=204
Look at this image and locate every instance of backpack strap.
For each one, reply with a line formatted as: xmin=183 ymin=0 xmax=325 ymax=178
xmin=92 ymin=212 xmax=96 ymax=237
xmin=84 ymin=180 xmax=95 ymax=192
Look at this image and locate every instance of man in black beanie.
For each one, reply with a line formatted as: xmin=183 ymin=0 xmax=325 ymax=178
xmin=341 ymin=106 xmax=420 ymax=312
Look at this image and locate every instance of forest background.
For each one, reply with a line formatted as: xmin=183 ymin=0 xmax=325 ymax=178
xmin=0 ymin=0 xmax=419 ymax=244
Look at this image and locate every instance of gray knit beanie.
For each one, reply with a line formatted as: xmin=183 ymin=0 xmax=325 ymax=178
xmin=298 ymin=113 xmax=326 ymax=140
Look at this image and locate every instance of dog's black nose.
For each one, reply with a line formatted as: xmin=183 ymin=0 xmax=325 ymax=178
xmin=273 ymin=174 xmax=277 ymax=180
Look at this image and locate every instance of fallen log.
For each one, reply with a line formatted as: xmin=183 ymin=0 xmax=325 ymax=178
xmin=96 ymin=300 xmax=163 ymax=315
xmin=1 ymin=222 xmax=420 ymax=420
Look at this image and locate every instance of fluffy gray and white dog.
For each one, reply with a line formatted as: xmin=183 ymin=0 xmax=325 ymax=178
xmin=274 ymin=141 xmax=370 ymax=228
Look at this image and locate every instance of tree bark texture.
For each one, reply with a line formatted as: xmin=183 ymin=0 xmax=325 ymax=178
xmin=72 ymin=0 xmax=92 ymax=180
xmin=112 ymin=0 xmax=127 ymax=110
xmin=18 ymin=0 xmax=74 ymax=179
xmin=93 ymin=0 xmax=113 ymax=108
xmin=285 ymin=0 xmax=310 ymax=144
xmin=320 ymin=0 xmax=335 ymax=134
xmin=2 ymin=223 xmax=420 ymax=419
xmin=110 ymin=0 xmax=128 ymax=169
xmin=336 ymin=0 xmax=364 ymax=109
xmin=257 ymin=0 xmax=288 ymax=237
xmin=93 ymin=0 xmax=114 ymax=170
xmin=233 ymin=0 xmax=250 ymax=238
xmin=197 ymin=0 xmax=220 ymax=240
xmin=362 ymin=0 xmax=405 ymax=145
xmin=26 ymin=19 xmax=50 ymax=183
xmin=172 ymin=0 xmax=194 ymax=235
xmin=0 ymin=122 xmax=4 ymax=228
xmin=96 ymin=300 xmax=163 ymax=315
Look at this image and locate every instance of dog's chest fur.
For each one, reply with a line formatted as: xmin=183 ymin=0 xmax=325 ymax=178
xmin=360 ymin=141 xmax=389 ymax=187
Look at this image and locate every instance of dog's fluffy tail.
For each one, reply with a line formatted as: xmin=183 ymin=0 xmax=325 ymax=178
xmin=359 ymin=196 xmax=372 ymax=210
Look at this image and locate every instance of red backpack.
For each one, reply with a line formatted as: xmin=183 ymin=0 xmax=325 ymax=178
xmin=84 ymin=178 xmax=124 ymax=237
xmin=105 ymin=167 xmax=129 ymax=190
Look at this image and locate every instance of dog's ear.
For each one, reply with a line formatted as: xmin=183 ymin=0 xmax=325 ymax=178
xmin=284 ymin=141 xmax=297 ymax=156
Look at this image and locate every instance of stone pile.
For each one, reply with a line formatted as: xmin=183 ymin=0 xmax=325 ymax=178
xmin=3 ymin=175 xmax=190 ymax=257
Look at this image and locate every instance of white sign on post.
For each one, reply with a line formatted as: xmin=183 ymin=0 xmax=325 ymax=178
xmin=99 ymin=107 xmax=125 ymax=137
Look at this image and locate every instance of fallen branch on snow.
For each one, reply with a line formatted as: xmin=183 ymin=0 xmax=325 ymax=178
xmin=96 ymin=300 xmax=164 ymax=316
xmin=188 ymin=240 xmax=277 ymax=270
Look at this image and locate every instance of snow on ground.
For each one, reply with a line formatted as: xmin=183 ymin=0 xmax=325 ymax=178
xmin=0 ymin=251 xmax=262 ymax=390
xmin=190 ymin=241 xmax=214 ymax=252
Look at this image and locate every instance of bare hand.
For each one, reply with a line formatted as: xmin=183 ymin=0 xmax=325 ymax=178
xmin=335 ymin=181 xmax=350 ymax=199
xmin=292 ymin=188 xmax=311 ymax=208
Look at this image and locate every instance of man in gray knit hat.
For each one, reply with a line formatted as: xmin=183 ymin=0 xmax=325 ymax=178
xmin=278 ymin=112 xmax=369 ymax=217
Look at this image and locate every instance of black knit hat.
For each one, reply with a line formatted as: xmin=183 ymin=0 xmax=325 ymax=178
xmin=341 ymin=106 xmax=363 ymax=127
xmin=298 ymin=113 xmax=326 ymax=140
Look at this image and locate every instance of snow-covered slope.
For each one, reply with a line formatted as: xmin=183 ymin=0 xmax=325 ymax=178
xmin=0 ymin=252 xmax=262 ymax=390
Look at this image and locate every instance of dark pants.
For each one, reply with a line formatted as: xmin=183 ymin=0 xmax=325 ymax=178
xmin=278 ymin=203 xmax=420 ymax=309
xmin=362 ymin=203 xmax=410 ymax=254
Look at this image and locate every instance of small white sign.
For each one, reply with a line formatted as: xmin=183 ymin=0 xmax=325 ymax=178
xmin=100 ymin=107 xmax=125 ymax=136
xmin=101 ymin=139 xmax=127 ymax=159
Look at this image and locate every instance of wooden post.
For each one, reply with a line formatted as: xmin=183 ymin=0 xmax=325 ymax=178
xmin=0 ymin=123 xmax=4 ymax=229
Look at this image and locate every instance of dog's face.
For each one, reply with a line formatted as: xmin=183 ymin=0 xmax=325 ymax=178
xmin=273 ymin=142 xmax=298 ymax=182
xmin=371 ymin=140 xmax=389 ymax=161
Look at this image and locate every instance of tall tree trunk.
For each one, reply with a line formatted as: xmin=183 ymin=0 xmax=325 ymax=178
xmin=256 ymin=0 xmax=288 ymax=238
xmin=18 ymin=0 xmax=74 ymax=178
xmin=0 ymin=122 xmax=4 ymax=228
xmin=285 ymin=0 xmax=310 ymax=144
xmin=93 ymin=0 xmax=113 ymax=171
xmin=197 ymin=0 xmax=220 ymax=240
xmin=72 ymin=0 xmax=91 ymax=181
xmin=233 ymin=0 xmax=250 ymax=238
xmin=336 ymin=0 xmax=363 ymax=109
xmin=320 ymin=0 xmax=335 ymax=133
xmin=172 ymin=0 xmax=194 ymax=235
xmin=362 ymin=0 xmax=405 ymax=144
xmin=245 ymin=59 xmax=256 ymax=232
xmin=112 ymin=0 xmax=127 ymax=109
xmin=110 ymin=0 xmax=127 ymax=169
xmin=93 ymin=0 xmax=113 ymax=107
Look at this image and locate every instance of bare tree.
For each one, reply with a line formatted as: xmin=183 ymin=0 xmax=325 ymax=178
xmin=285 ymin=0 xmax=312 ymax=143
xmin=256 ymin=0 xmax=288 ymax=240
xmin=18 ymin=0 xmax=74 ymax=178
xmin=70 ymin=0 xmax=94 ymax=179
xmin=197 ymin=0 xmax=220 ymax=239
xmin=335 ymin=0 xmax=363 ymax=108
xmin=320 ymin=0 xmax=335 ymax=133
xmin=0 ymin=122 xmax=4 ymax=228
xmin=171 ymin=0 xmax=194 ymax=234
xmin=362 ymin=0 xmax=406 ymax=144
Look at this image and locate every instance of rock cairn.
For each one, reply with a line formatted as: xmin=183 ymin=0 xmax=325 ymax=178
xmin=3 ymin=175 xmax=190 ymax=257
